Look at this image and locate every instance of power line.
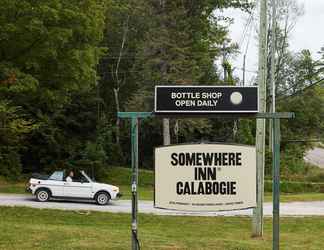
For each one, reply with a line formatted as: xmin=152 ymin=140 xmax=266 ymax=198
xmin=242 ymin=13 xmax=256 ymax=85
xmin=237 ymin=0 xmax=258 ymax=50
xmin=99 ymin=53 xmax=222 ymax=59
xmin=233 ymin=1 xmax=258 ymax=85
xmin=277 ymin=77 xmax=324 ymax=100
xmin=235 ymin=67 xmax=258 ymax=73
xmin=238 ymin=14 xmax=253 ymax=49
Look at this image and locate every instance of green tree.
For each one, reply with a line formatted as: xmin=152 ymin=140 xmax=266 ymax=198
xmin=0 ymin=0 xmax=107 ymax=175
xmin=0 ymin=101 xmax=37 ymax=178
xmin=273 ymin=50 xmax=324 ymax=177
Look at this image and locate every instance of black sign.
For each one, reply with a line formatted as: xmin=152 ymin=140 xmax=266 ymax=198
xmin=154 ymin=86 xmax=258 ymax=114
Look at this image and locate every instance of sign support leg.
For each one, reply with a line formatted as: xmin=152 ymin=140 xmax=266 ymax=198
xmin=272 ymin=118 xmax=280 ymax=250
xmin=131 ymin=117 xmax=139 ymax=250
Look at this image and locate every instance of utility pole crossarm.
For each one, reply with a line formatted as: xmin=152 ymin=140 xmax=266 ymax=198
xmin=118 ymin=112 xmax=153 ymax=119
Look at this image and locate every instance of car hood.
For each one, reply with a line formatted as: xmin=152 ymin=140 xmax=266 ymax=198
xmin=92 ymin=182 xmax=119 ymax=190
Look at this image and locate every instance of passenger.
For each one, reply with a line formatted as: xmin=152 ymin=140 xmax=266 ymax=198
xmin=66 ymin=171 xmax=74 ymax=182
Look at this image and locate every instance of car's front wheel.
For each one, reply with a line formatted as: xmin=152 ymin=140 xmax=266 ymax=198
xmin=95 ymin=191 xmax=110 ymax=205
xmin=35 ymin=189 xmax=50 ymax=202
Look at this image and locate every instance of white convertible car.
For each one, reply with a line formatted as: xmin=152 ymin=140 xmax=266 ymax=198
xmin=27 ymin=170 xmax=121 ymax=205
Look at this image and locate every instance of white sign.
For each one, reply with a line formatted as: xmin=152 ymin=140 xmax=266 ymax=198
xmin=154 ymin=144 xmax=256 ymax=211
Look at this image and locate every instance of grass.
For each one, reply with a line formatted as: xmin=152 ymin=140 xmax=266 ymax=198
xmin=0 ymin=177 xmax=26 ymax=194
xmin=101 ymin=167 xmax=154 ymax=200
xmin=1 ymin=167 xmax=324 ymax=202
xmin=1 ymin=206 xmax=324 ymax=249
xmin=101 ymin=167 xmax=154 ymax=187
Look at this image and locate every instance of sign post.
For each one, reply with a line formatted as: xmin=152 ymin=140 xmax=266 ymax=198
xmin=118 ymin=112 xmax=152 ymax=250
xmin=118 ymin=85 xmax=294 ymax=250
xmin=272 ymin=118 xmax=281 ymax=250
xmin=131 ymin=117 xmax=138 ymax=250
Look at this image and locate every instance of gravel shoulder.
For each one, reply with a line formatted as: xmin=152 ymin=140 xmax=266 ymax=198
xmin=305 ymin=147 xmax=324 ymax=168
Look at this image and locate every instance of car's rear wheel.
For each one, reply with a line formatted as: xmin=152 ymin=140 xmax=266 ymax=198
xmin=95 ymin=192 xmax=110 ymax=205
xmin=36 ymin=189 xmax=50 ymax=202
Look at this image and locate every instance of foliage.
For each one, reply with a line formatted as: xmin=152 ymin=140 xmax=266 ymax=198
xmin=0 ymin=150 xmax=21 ymax=180
xmin=0 ymin=0 xmax=107 ymax=178
xmin=100 ymin=0 xmax=254 ymax=167
xmin=0 ymin=101 xmax=38 ymax=178
xmin=0 ymin=0 xmax=322 ymax=181
xmin=96 ymin=122 xmax=124 ymax=165
xmin=279 ymin=85 xmax=324 ymax=145
xmin=274 ymin=48 xmax=324 ymax=178
xmin=265 ymin=180 xmax=324 ymax=194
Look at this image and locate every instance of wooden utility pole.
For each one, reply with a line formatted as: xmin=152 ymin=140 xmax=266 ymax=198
xmin=242 ymin=54 xmax=246 ymax=86
xmin=223 ymin=43 xmax=227 ymax=82
xmin=252 ymin=0 xmax=268 ymax=237
xmin=269 ymin=0 xmax=277 ymax=151
xmin=159 ymin=0 xmax=171 ymax=146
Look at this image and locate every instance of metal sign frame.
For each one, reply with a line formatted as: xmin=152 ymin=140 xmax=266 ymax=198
xmin=117 ymin=111 xmax=294 ymax=250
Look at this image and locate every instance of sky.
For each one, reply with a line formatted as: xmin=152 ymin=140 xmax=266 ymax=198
xmin=224 ymin=0 xmax=324 ymax=84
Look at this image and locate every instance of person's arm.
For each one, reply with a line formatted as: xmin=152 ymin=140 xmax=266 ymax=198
xmin=66 ymin=176 xmax=72 ymax=182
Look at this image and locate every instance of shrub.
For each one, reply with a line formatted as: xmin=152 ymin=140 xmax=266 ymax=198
xmin=0 ymin=149 xmax=22 ymax=180
xmin=265 ymin=180 xmax=324 ymax=193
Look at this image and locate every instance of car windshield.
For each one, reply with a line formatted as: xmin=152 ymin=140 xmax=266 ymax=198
xmin=70 ymin=171 xmax=90 ymax=183
xmin=81 ymin=171 xmax=93 ymax=182
xmin=48 ymin=171 xmax=64 ymax=181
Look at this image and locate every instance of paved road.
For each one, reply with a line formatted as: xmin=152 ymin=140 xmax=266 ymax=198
xmin=305 ymin=147 xmax=324 ymax=168
xmin=1 ymin=194 xmax=324 ymax=216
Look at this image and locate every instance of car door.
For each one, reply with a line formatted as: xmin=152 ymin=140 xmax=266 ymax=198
xmin=46 ymin=171 xmax=65 ymax=197
xmin=63 ymin=179 xmax=93 ymax=198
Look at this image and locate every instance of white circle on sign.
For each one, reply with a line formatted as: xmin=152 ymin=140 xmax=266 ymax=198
xmin=230 ymin=92 xmax=243 ymax=105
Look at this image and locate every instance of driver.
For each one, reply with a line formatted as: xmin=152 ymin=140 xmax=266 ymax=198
xmin=66 ymin=171 xmax=74 ymax=182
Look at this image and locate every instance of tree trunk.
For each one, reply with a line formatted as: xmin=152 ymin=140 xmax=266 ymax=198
xmin=112 ymin=16 xmax=129 ymax=145
xmin=113 ymin=87 xmax=120 ymax=144
xmin=163 ymin=118 xmax=170 ymax=145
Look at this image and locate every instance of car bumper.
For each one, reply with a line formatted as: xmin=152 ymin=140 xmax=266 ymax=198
xmin=116 ymin=193 xmax=123 ymax=198
xmin=25 ymin=186 xmax=32 ymax=193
